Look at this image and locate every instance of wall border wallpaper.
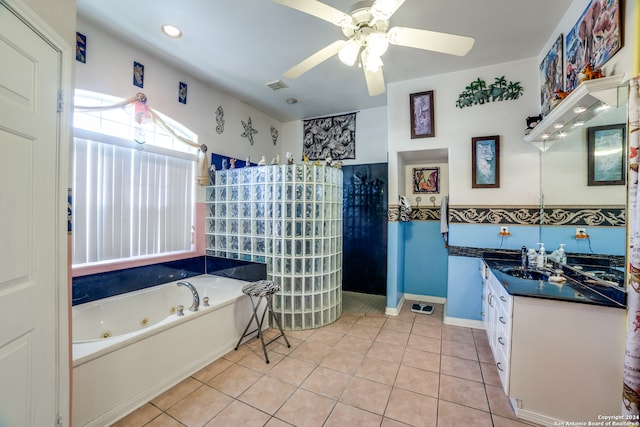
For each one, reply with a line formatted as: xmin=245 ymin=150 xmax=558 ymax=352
xmin=388 ymin=205 xmax=625 ymax=227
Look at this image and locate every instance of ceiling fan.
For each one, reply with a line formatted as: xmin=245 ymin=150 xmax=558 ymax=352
xmin=274 ymin=0 xmax=475 ymax=96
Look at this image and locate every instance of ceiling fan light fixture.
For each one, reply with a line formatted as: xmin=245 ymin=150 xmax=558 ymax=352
xmin=362 ymin=49 xmax=383 ymax=72
xmin=338 ymin=40 xmax=361 ymax=66
xmin=367 ymin=33 xmax=389 ymax=57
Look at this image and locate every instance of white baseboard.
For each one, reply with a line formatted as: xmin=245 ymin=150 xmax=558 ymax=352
xmin=515 ymin=406 xmax=560 ymax=427
xmin=403 ymin=293 xmax=446 ymax=305
xmin=385 ymin=294 xmax=448 ymax=316
xmin=443 ymin=316 xmax=484 ymax=329
xmin=385 ymin=295 xmax=405 ymax=316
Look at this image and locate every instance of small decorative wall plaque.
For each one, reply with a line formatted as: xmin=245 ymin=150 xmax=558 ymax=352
xmin=76 ymin=32 xmax=87 ymax=63
xmin=241 ymin=117 xmax=258 ymax=145
xmin=133 ymin=61 xmax=144 ymax=88
xmin=270 ymin=126 xmax=279 ymax=145
xmin=178 ymin=82 xmax=187 ymax=104
xmin=215 ymin=106 xmax=225 ymax=134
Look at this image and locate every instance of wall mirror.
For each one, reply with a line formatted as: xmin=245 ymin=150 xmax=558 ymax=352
xmin=538 ymin=84 xmax=628 ymax=281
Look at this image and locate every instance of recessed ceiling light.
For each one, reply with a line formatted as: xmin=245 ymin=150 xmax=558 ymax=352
xmin=161 ymin=24 xmax=182 ymax=38
xmin=286 ymin=98 xmax=298 ymax=105
xmin=573 ymin=106 xmax=587 ymax=114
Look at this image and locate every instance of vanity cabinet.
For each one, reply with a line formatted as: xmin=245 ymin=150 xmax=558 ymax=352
xmin=481 ymin=261 xmax=512 ymax=394
xmin=480 ymin=260 xmax=626 ymax=425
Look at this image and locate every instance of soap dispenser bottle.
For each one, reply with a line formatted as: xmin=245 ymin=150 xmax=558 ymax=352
xmin=527 ymin=248 xmax=537 ymax=267
xmin=558 ymin=244 xmax=566 ymax=264
xmin=536 ymin=243 xmax=546 ymax=269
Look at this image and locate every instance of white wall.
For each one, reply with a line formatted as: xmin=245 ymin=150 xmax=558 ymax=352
xmin=280 ymin=106 xmax=388 ymax=165
xmin=23 ymin=0 xmax=76 ymax=45
xmin=403 ymin=163 xmax=449 ymax=207
xmin=387 ymin=58 xmax=542 ymax=206
xmin=75 ymin=19 xmax=283 ymax=201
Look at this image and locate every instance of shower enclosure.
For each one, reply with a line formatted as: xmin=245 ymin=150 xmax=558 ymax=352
xmin=206 ymin=164 xmax=343 ymax=330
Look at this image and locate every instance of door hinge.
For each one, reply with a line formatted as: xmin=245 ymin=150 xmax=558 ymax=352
xmin=57 ymin=90 xmax=64 ymax=113
xmin=56 ymin=413 xmax=63 ymax=427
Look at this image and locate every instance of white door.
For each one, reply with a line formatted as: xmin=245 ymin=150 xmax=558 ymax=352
xmin=0 ymin=3 xmax=66 ymax=426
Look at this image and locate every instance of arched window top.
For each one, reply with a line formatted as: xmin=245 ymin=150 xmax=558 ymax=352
xmin=73 ymin=89 xmax=198 ymax=155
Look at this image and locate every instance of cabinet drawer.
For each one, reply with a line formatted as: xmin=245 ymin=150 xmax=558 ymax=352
xmin=495 ymin=318 xmax=511 ymax=360
xmin=495 ymin=341 xmax=510 ymax=394
xmin=494 ymin=284 xmax=513 ymax=317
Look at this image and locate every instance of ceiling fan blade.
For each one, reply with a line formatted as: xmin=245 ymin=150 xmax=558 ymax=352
xmin=370 ymin=0 xmax=406 ymax=20
xmin=283 ymin=40 xmax=346 ymax=79
xmin=273 ymin=0 xmax=353 ymax=27
xmin=363 ymin=65 xmax=386 ymax=96
xmin=388 ymin=27 xmax=475 ymax=56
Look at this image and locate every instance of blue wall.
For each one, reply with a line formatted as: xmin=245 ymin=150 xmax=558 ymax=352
xmin=403 ymin=221 xmax=448 ymax=298
xmin=541 ymin=225 xmax=625 ymax=256
xmin=386 ymin=222 xmax=406 ymax=308
xmin=445 ymin=223 xmax=540 ymax=321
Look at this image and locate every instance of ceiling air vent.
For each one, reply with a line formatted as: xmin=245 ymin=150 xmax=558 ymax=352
xmin=266 ymin=80 xmax=289 ymax=91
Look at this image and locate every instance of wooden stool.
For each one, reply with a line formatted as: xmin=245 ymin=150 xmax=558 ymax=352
xmin=235 ymin=280 xmax=290 ymax=363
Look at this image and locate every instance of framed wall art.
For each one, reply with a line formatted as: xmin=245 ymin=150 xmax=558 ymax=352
xmin=587 ymin=123 xmax=626 ymax=186
xmin=540 ymin=34 xmax=563 ymax=116
xmin=410 ymin=90 xmax=434 ymax=138
xmin=178 ymin=82 xmax=188 ymax=104
xmin=76 ymin=32 xmax=87 ymax=63
xmin=413 ymin=167 xmax=440 ymax=194
xmin=565 ymin=0 xmax=622 ymax=91
xmin=472 ymin=136 xmax=500 ymax=189
xmin=133 ymin=61 xmax=144 ymax=88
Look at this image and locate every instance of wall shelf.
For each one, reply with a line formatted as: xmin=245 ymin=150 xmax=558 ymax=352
xmin=524 ymin=75 xmax=625 ymax=151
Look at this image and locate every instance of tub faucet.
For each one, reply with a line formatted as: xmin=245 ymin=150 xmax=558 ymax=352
xmin=177 ymin=281 xmax=200 ymax=311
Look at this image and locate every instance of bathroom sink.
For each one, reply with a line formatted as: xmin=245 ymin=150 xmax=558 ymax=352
xmin=500 ymin=267 xmax=550 ymax=281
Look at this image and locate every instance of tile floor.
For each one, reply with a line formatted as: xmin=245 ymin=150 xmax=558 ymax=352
xmin=112 ymin=302 xmax=541 ymax=427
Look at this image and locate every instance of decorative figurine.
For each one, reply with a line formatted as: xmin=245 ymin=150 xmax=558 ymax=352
xmin=257 ymin=155 xmax=267 ymax=166
xmin=303 ymin=154 xmax=310 ymax=164
xmin=325 ymin=155 xmax=332 ymax=167
xmin=286 ymin=152 xmax=294 ymax=165
xmin=221 ymin=159 xmax=228 ymax=170
xmin=245 ymin=156 xmax=250 ymax=167
xmin=229 ymin=158 xmax=236 ymax=169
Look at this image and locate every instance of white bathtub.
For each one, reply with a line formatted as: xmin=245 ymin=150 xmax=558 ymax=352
xmin=72 ymin=274 xmax=262 ymax=427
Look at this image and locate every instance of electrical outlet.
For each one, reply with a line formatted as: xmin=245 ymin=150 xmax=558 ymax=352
xmin=576 ymin=228 xmax=588 ymax=239
xmin=499 ymin=226 xmax=510 ymax=236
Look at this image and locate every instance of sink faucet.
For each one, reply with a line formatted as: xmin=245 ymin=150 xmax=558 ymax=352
xmin=177 ymin=281 xmax=200 ymax=311
xmin=521 ymin=246 xmax=528 ymax=270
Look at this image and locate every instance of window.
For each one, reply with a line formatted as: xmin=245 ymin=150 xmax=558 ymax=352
xmin=72 ymin=91 xmax=197 ymax=267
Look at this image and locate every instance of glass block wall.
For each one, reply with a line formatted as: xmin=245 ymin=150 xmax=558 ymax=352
xmin=205 ymin=164 xmax=343 ymax=330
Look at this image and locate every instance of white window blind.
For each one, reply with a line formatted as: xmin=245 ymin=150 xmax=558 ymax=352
xmin=72 ymin=134 xmax=195 ymax=266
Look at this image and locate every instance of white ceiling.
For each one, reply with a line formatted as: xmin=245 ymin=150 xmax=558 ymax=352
xmin=76 ymin=0 xmax=573 ymax=123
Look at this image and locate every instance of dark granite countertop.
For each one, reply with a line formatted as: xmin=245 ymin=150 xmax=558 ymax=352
xmin=482 ymin=251 xmax=626 ymax=309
